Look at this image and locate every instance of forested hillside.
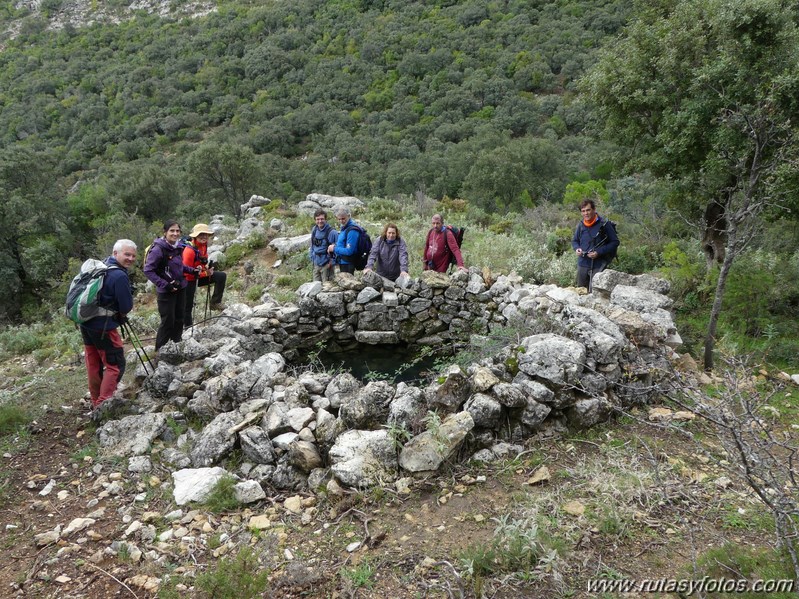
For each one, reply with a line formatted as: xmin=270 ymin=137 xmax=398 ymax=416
xmin=0 ymin=0 xmax=630 ymax=317
xmin=1 ymin=0 xmax=627 ymax=200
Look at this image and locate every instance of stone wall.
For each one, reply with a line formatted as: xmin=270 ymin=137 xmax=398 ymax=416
xmin=103 ymin=267 xmax=681 ymax=495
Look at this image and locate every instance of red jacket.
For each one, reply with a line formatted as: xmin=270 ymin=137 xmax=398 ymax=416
xmin=423 ymin=226 xmax=464 ymax=273
xmin=182 ymin=241 xmax=209 ymax=282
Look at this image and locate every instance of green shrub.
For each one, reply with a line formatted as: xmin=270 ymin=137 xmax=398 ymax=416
xmin=439 ymin=196 xmax=469 ymax=213
xmin=368 ymin=198 xmax=402 ymax=222
xmin=614 ymin=244 xmax=661 ymax=275
xmin=244 ymin=285 xmax=264 ymax=302
xmin=194 ymin=546 xmax=270 ymax=599
xmin=200 ymin=475 xmax=240 ymax=513
xmin=0 ymin=327 xmax=42 ymax=356
xmin=688 ymin=543 xmax=794 ymax=599
xmin=488 ymin=219 xmax=514 ymax=234
xmin=224 ymin=242 xmax=248 ymax=266
xmin=659 ymin=240 xmax=705 ymax=302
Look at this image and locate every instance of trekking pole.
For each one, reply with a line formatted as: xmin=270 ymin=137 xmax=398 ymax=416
xmin=124 ymin=322 xmax=151 ymax=376
xmin=588 ymin=258 xmax=594 ymax=294
xmin=204 ymin=283 xmax=211 ymax=322
xmin=123 ymin=321 xmax=153 ymax=376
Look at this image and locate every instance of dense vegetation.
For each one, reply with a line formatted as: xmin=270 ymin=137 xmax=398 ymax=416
xmin=0 ymin=0 xmax=630 ymax=317
xmin=1 ymin=0 xmax=798 ymax=369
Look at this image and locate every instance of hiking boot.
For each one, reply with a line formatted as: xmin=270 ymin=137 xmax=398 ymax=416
xmin=90 ymin=396 xmax=124 ymax=423
xmin=210 ymin=302 xmax=225 ymax=311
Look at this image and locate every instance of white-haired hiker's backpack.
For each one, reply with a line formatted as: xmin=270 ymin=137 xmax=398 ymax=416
xmin=64 ymin=259 xmax=119 ymax=324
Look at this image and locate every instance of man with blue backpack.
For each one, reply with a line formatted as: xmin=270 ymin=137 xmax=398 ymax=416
xmin=310 ymin=209 xmax=338 ymax=282
xmin=329 ymin=206 xmax=371 ymax=274
xmin=76 ymin=239 xmax=137 ymax=416
xmin=571 ymin=199 xmax=619 ymax=291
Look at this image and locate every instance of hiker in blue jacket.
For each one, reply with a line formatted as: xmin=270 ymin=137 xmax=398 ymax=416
xmin=571 ymin=199 xmax=619 ymax=290
xmin=81 ymin=239 xmax=136 ymax=414
xmin=329 ymin=206 xmax=361 ymax=275
xmin=309 ymin=209 xmax=338 ymax=282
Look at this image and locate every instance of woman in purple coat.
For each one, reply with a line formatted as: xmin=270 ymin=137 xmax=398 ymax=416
xmin=144 ymin=220 xmax=199 ymax=350
xmin=364 ymin=223 xmax=409 ymax=281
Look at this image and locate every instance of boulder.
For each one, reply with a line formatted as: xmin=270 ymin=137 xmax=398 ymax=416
xmin=517 ymin=334 xmax=586 ymax=387
xmin=399 ymin=411 xmax=474 ymax=473
xmin=329 ymin=430 xmax=398 ymax=488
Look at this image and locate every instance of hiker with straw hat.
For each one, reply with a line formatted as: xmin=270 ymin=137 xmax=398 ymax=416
xmin=183 ymin=223 xmax=227 ymax=328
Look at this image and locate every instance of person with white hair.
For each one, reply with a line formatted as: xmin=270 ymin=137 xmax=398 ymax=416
xmin=80 ymin=239 xmax=137 ymax=417
xmin=328 ymin=206 xmax=362 ymax=275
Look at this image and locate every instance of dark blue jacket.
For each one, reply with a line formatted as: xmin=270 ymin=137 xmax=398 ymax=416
xmin=309 ymin=223 xmax=338 ymax=267
xmin=334 ymin=219 xmax=361 ymax=265
xmin=571 ymin=215 xmax=619 ymax=268
xmin=82 ymin=257 xmax=133 ymax=331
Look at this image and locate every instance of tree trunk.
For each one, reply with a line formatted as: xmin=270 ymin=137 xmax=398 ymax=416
xmin=703 ymin=236 xmax=736 ymax=371
xmin=702 ymin=200 xmax=727 ymax=270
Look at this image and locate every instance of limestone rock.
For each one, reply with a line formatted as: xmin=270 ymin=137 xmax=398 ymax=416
xmin=340 ymin=381 xmax=395 ymax=429
xmin=239 ymin=427 xmax=276 ymax=464
xmin=234 ymin=480 xmax=266 ymax=504
xmin=189 ymin=412 xmax=242 ymax=467
xmin=329 ymin=430 xmax=398 ymax=488
xmin=428 ymin=365 xmax=471 ymax=411
xmin=399 ymin=411 xmax=474 ymax=473
xmin=517 ymin=334 xmax=586 ymax=387
xmin=464 ymin=393 xmax=502 ymax=428
xmin=97 ymin=413 xmax=168 ymax=457
xmin=269 ymin=234 xmax=313 ymax=257
xmin=172 ymin=467 xmax=232 ymax=505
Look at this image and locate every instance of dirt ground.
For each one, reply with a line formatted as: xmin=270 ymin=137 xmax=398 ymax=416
xmin=0 ymin=361 xmax=783 ymax=598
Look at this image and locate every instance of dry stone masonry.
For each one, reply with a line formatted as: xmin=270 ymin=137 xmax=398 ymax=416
xmin=101 ymin=207 xmax=683 ymax=495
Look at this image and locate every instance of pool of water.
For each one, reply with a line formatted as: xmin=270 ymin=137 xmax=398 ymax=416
xmin=314 ymin=343 xmax=441 ymax=384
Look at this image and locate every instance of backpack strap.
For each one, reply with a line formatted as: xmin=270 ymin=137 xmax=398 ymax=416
xmin=443 ymin=225 xmax=456 ymax=253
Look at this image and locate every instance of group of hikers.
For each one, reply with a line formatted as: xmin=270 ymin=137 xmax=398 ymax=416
xmin=309 ymin=200 xmax=618 ymax=287
xmin=142 ymin=220 xmax=227 ymax=350
xmin=76 ymin=220 xmax=228 ymax=418
xmin=77 ymin=200 xmax=617 ymax=418
xmin=310 ymin=207 xmax=468 ymax=283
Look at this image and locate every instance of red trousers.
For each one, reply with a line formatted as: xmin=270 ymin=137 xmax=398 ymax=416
xmin=80 ymin=327 xmax=126 ymax=408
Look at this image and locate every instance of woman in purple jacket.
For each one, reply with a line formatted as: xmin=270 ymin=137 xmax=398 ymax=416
xmin=364 ymin=223 xmax=409 ymax=281
xmin=144 ymin=220 xmax=198 ymax=350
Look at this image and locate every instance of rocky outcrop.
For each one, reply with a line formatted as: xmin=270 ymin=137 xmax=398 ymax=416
xmin=296 ymin=193 xmax=365 ymax=216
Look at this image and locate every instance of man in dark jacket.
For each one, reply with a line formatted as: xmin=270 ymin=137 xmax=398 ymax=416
xmin=81 ymin=239 xmax=136 ymax=413
xmin=571 ymin=199 xmax=619 ymax=290
xmin=310 ymin=209 xmax=338 ymax=282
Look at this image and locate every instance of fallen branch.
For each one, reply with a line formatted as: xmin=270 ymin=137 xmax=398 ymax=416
xmin=86 ymin=563 xmax=140 ymax=598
